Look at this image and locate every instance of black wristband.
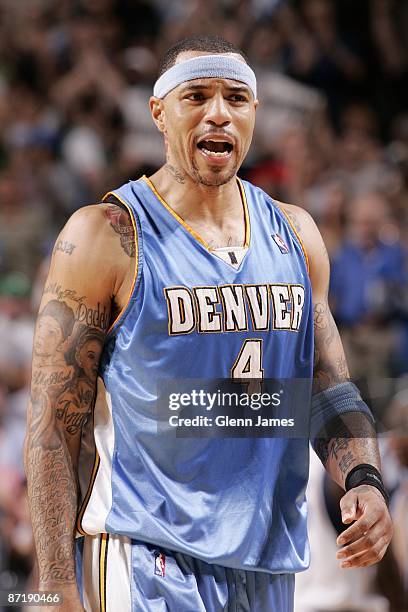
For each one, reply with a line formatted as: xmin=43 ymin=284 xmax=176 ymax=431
xmin=345 ymin=463 xmax=389 ymax=506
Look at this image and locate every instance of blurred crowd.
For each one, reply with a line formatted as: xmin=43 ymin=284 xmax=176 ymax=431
xmin=0 ymin=0 xmax=407 ymax=610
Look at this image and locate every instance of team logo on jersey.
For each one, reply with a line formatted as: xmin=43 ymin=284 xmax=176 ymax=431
xmin=154 ymin=552 xmax=166 ymax=577
xmin=272 ymin=233 xmax=289 ymax=254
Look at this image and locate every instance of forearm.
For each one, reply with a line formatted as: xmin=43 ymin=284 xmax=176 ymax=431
xmin=25 ymin=420 xmax=78 ymax=587
xmin=314 ymin=414 xmax=381 ymax=489
xmin=312 ymin=300 xmax=381 ymax=487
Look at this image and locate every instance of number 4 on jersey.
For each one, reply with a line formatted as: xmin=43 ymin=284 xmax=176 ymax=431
xmin=231 ymin=339 xmax=264 ymax=394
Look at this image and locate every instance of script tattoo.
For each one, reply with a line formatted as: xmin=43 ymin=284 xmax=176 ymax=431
xmin=313 ymin=413 xmax=378 ymax=487
xmin=330 ymin=437 xmax=349 ymax=460
xmin=76 ymin=302 xmax=109 ymax=331
xmin=165 ymin=163 xmax=186 ymax=184
xmin=53 ymin=240 xmax=76 ymax=256
xmin=339 ymin=450 xmax=355 ymax=475
xmin=106 ymin=204 xmax=135 ymax=258
xmin=28 ymin=445 xmax=77 ymax=584
xmin=25 ymin=286 xmax=108 ymax=587
xmin=43 ymin=282 xmax=86 ymax=305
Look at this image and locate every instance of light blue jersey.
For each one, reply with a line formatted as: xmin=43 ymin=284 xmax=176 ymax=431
xmin=77 ymin=175 xmax=314 ymax=575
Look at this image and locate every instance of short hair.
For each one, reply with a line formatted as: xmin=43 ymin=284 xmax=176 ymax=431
xmin=40 ymin=299 xmax=75 ymax=340
xmin=158 ymin=35 xmax=248 ymax=77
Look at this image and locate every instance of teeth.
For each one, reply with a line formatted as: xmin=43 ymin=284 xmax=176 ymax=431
xmin=201 ymin=147 xmax=230 ymax=157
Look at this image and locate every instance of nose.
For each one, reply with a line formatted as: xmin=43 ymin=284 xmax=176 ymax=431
xmin=204 ymin=92 xmax=231 ymax=127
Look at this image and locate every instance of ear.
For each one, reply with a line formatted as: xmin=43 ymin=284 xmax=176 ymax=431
xmin=150 ymin=97 xmax=166 ymax=133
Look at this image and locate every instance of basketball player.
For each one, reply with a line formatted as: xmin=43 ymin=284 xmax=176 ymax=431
xmin=25 ymin=36 xmax=393 ymax=612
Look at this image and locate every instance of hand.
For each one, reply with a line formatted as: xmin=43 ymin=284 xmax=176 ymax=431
xmin=336 ymin=485 xmax=393 ymax=568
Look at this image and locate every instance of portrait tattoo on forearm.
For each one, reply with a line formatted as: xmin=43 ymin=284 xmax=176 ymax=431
xmin=25 ymin=285 xmax=108 ymax=586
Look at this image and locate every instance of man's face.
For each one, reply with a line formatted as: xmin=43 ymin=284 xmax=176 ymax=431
xmin=153 ymin=51 xmax=258 ymax=187
xmin=34 ymin=315 xmax=64 ymax=358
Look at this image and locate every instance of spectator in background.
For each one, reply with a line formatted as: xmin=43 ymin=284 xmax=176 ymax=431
xmin=334 ymin=103 xmax=388 ymax=196
xmin=0 ymin=170 xmax=51 ymax=280
xmin=330 ymin=191 xmax=407 ymax=383
xmin=0 ymin=273 xmax=33 ymax=395
xmin=369 ymin=0 xmax=408 ymax=140
xmin=0 ymin=272 xmax=34 ymax=477
xmin=285 ymin=0 xmax=365 ymax=124
xmin=0 ymin=273 xmax=35 ymax=600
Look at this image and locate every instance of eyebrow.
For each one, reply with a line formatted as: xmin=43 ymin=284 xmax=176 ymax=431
xmin=179 ymin=83 xmax=251 ymax=95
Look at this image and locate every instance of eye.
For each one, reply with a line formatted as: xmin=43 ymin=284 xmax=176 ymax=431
xmin=185 ymin=92 xmax=205 ymax=101
xmin=229 ymin=94 xmax=248 ymax=103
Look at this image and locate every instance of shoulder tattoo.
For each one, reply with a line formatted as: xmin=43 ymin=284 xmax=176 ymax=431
xmin=105 ymin=204 xmax=135 ymax=258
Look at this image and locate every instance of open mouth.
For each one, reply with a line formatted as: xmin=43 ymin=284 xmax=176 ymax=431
xmin=197 ymin=139 xmax=233 ymax=157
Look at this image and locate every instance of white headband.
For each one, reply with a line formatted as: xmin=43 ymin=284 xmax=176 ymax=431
xmin=153 ymin=54 xmax=257 ymax=100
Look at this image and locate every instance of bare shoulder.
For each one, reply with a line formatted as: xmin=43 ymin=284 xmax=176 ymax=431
xmin=275 ymin=199 xmax=329 ymax=291
xmin=50 ymin=203 xmax=136 ymax=301
xmin=57 ymin=203 xmax=134 ymax=251
xmin=275 ymin=200 xmax=318 ymax=239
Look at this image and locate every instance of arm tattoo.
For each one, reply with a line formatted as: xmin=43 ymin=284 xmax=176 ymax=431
xmin=315 ymin=436 xmax=357 ymax=471
xmin=329 ymin=437 xmax=349 ymax=460
xmin=165 ymin=163 xmax=186 ymax=184
xmin=53 ymin=240 xmax=76 ymax=256
xmin=25 ymin=287 xmax=107 ymax=587
xmin=313 ymin=301 xmax=349 ymax=393
xmin=285 ymin=210 xmax=301 ymax=233
xmin=313 ymin=414 xmax=378 ymax=485
xmin=338 ymin=450 xmax=355 ymax=475
xmin=105 ymin=204 xmax=135 ymax=258
xmin=27 ymin=442 xmax=77 ymax=585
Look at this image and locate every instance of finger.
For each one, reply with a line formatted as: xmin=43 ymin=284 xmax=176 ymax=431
xmin=339 ymin=538 xmax=388 ymax=569
xmin=340 ymin=490 xmax=358 ymax=524
xmin=337 ymin=519 xmax=383 ymax=560
xmin=337 ymin=507 xmax=382 ymax=546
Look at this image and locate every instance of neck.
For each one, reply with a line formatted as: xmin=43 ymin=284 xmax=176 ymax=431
xmin=147 ymin=164 xmax=242 ymax=227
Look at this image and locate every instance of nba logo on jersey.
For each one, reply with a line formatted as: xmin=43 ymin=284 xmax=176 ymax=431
xmin=272 ymin=233 xmax=289 ymax=254
xmin=154 ymin=552 xmax=166 ymax=577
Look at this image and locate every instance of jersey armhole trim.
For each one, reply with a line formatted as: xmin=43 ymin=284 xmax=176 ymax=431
xmin=101 ymin=191 xmax=140 ymax=334
xmin=76 ymin=449 xmax=101 ymax=535
xmin=279 ymin=207 xmax=310 ymax=275
xmin=238 ymin=177 xmax=251 ymax=248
